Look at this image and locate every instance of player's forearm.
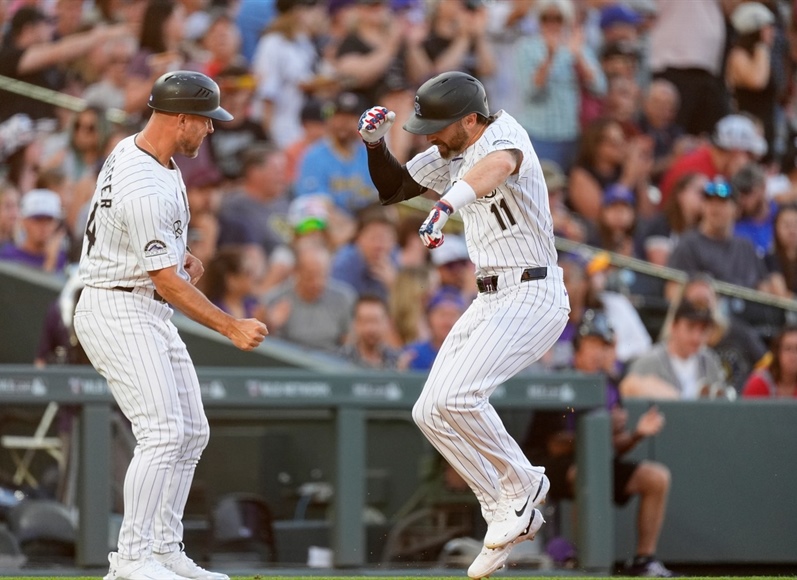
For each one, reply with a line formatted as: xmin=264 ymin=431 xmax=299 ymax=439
xmin=365 ymin=139 xmax=425 ymax=204
xmin=151 ymin=272 xmax=236 ymax=338
xmin=461 ymin=150 xmax=518 ymax=197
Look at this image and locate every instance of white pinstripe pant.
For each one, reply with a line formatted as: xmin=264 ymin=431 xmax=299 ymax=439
xmin=75 ymin=287 xmax=210 ymax=560
xmin=412 ymin=268 xmax=569 ymax=521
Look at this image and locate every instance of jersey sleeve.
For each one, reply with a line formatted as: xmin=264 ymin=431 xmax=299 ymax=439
xmin=405 ymin=146 xmax=451 ymax=194
xmin=122 ymin=194 xmax=181 ymax=272
xmin=481 ymin=118 xmax=529 ymax=156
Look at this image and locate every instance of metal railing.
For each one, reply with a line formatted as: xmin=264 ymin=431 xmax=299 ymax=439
xmin=403 ymin=197 xmax=797 ymax=313
xmin=0 ymin=74 xmax=128 ymax=124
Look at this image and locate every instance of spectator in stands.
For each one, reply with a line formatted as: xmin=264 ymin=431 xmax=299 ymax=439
xmin=284 ymin=98 xmax=327 ymax=185
xmin=725 ymin=2 xmax=777 ymax=161
xmin=543 ymin=160 xmax=589 ymax=243
xmin=648 ymin=0 xmax=728 ymax=137
xmin=264 ymin=234 xmax=356 ymax=353
xmin=218 ymin=143 xmax=292 ymax=257
xmin=598 ymin=3 xmax=641 ymax=47
xmin=420 ymin=0 xmax=496 ymax=80
xmin=666 ymin=176 xmax=769 ymax=299
xmin=589 ymin=183 xmax=636 ymax=255
xmin=524 ymin=310 xmax=675 ymax=578
xmin=252 ymin=0 xmax=326 ymax=148
xmin=674 ymin=273 xmax=767 ymax=394
xmin=621 ymin=300 xmax=728 ymax=400
xmin=635 ymin=172 xmax=706 ymax=265
xmin=0 ymin=183 xmax=20 ymax=247
xmin=295 ymin=91 xmax=379 ymax=216
xmin=600 ymin=39 xmax=641 ymax=82
xmin=0 ymin=188 xmax=67 ymax=273
xmin=389 ymin=266 xmax=433 ymax=348
xmin=544 ymin=253 xmax=590 ymax=370
xmin=569 ymin=117 xmax=653 ymax=221
xmin=636 ymin=79 xmax=692 ymax=184
xmin=429 ymin=234 xmax=476 ymax=302
xmin=329 ymin=0 xmax=428 ymax=162
xmin=199 ymin=246 xmax=267 ymax=322
xmin=184 ymin=162 xmax=223 ymax=250
xmin=659 ymin=114 xmax=766 ymax=204
xmin=742 ymin=325 xmax=797 ymax=398
xmin=340 ymin=293 xmax=402 ymax=369
xmin=516 ymin=0 xmax=605 ymax=171
xmin=236 ymin=0 xmax=277 ymax=65
xmin=0 ymin=7 xmax=127 ymax=123
xmin=331 ymin=206 xmax=399 ymax=302
xmin=208 ymin=66 xmax=269 ymax=182
xmin=196 ymin=12 xmax=244 ymax=80
xmin=603 ymin=75 xmax=642 ymax=138
xmin=395 ymin=211 xmax=429 ymax=269
xmin=732 ymin=162 xmax=775 ymax=256
xmin=765 ymin=202 xmax=797 ymax=298
xmin=127 ymin=0 xmax=189 ymax=114
xmin=82 ymin=35 xmax=138 ymax=112
xmin=43 ymin=106 xmax=112 ymax=185
xmin=401 ymin=288 xmax=467 ymax=371
xmin=483 ymin=0 xmax=536 ymax=114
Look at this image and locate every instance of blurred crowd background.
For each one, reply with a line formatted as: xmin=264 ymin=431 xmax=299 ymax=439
xmin=3 ymin=0 xmax=797 ymax=400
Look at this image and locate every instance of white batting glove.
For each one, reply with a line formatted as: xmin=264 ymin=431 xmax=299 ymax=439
xmin=419 ymin=200 xmax=454 ymax=249
xmin=358 ymin=106 xmax=396 ymax=144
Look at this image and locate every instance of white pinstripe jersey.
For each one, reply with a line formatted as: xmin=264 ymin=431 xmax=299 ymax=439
xmin=78 ymin=135 xmax=190 ymax=288
xmin=406 ymin=111 xmax=556 ymax=275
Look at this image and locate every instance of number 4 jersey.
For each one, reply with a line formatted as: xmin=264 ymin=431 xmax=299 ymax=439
xmin=78 ymin=135 xmax=190 ymax=289
xmin=405 ymin=111 xmax=556 ymax=274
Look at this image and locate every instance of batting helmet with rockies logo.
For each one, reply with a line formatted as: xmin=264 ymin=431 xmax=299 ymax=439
xmin=148 ymin=71 xmax=233 ymax=121
xmin=403 ymin=71 xmax=490 ymax=135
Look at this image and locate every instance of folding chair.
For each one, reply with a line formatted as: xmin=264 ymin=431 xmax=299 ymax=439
xmin=1 ymin=402 xmax=64 ymax=488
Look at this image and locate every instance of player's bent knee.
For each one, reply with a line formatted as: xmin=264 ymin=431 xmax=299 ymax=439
xmin=411 ymin=400 xmax=434 ymax=431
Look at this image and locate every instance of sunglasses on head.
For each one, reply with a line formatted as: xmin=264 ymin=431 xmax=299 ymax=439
xmin=703 ymin=180 xmax=734 ymax=200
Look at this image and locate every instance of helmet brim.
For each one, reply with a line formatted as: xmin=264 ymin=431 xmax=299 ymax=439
xmin=402 ymin=114 xmax=453 ymax=135
xmin=202 ymin=106 xmax=234 ymax=122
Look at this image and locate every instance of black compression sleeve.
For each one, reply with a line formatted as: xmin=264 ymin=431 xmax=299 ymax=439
xmin=365 ymin=140 xmax=426 ymax=206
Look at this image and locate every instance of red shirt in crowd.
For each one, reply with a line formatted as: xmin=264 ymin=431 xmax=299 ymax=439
xmin=659 ymin=144 xmax=719 ymax=204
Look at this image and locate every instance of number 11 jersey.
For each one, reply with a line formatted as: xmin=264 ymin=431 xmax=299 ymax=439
xmin=405 ymin=110 xmax=556 ymax=275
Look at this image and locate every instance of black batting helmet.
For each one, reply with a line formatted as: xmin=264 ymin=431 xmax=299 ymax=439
xmin=403 ymin=71 xmax=489 ymax=135
xmin=148 ymin=71 xmax=233 ymax=121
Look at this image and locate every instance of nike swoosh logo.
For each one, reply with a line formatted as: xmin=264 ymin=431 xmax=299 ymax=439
xmin=514 ymin=496 xmax=530 ymax=518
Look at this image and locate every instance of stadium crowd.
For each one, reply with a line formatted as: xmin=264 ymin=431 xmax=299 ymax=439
xmin=2 ymin=0 xmax=797 ymax=400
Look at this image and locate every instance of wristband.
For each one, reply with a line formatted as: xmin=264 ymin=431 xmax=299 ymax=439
xmin=441 ymin=180 xmax=477 ymax=213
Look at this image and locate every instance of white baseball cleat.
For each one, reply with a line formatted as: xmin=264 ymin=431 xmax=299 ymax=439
xmin=103 ymin=552 xmax=191 ymax=580
xmin=468 ymin=508 xmax=545 ymax=579
xmin=483 ymin=474 xmax=550 ymax=549
xmin=153 ymin=548 xmax=230 ymax=580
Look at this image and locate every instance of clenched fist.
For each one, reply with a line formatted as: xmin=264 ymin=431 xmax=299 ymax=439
xmin=358 ymin=106 xmax=396 ymax=144
xmin=419 ymin=200 xmax=453 ymax=248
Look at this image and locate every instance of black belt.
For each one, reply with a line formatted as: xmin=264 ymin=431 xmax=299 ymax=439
xmin=113 ymin=286 xmax=167 ymax=304
xmin=476 ymin=267 xmax=547 ymax=293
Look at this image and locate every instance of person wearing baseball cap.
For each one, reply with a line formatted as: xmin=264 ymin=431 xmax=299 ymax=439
xmin=400 ymin=288 xmax=467 ymax=370
xmin=0 ymin=188 xmax=67 ymax=273
xmin=659 ymin=114 xmax=765 ymax=205
xmin=526 ymin=307 xmax=675 ymax=578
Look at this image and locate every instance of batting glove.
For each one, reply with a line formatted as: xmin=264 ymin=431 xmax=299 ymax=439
xmin=419 ymin=200 xmax=454 ymax=248
xmin=359 ymin=106 xmax=396 ymax=145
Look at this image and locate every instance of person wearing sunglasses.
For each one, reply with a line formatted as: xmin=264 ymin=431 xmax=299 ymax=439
xmin=666 ymin=176 xmax=769 ymax=303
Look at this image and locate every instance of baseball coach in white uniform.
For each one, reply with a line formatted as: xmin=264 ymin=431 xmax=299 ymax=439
xmin=75 ymin=71 xmax=267 ymax=580
xmin=358 ymin=71 xmax=571 ymax=578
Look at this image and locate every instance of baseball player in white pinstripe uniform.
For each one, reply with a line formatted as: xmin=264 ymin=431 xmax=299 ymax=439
xmin=359 ymin=71 xmax=570 ymax=578
xmin=74 ymin=72 xmax=267 ymax=580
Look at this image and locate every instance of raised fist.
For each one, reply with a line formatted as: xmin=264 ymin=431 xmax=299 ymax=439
xmin=358 ymin=106 xmax=396 ymax=144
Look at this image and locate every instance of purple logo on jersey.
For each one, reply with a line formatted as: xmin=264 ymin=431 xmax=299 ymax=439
xmin=143 ymin=239 xmax=167 ymax=258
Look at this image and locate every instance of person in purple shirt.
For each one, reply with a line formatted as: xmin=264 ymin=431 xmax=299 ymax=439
xmin=0 ymin=188 xmax=68 ymax=273
xmin=402 ymin=289 xmax=467 ymax=371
